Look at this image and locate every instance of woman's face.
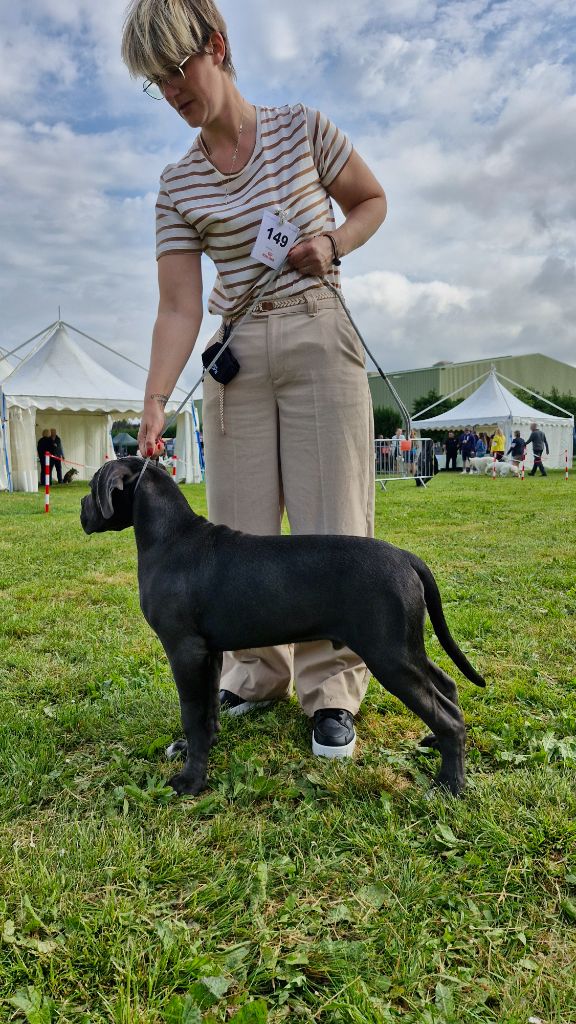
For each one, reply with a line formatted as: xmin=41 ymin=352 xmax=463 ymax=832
xmin=161 ymin=33 xmax=226 ymax=127
xmin=161 ymin=53 xmax=221 ymax=125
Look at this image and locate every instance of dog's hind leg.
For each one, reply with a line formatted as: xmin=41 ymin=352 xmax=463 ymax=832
xmin=163 ymin=637 xmax=222 ymax=796
xmin=364 ymin=653 xmax=467 ymax=795
xmin=419 ymin=660 xmax=461 ymax=749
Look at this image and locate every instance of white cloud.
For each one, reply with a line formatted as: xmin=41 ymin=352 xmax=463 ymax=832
xmin=0 ymin=0 xmax=574 ymax=389
xmin=343 ymin=271 xmax=475 ymax=317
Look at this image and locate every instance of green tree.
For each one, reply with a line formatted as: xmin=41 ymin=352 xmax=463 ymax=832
xmin=373 ymin=406 xmax=402 ymax=438
xmin=111 ymin=419 xmax=177 ymax=439
xmin=111 ymin=419 xmax=138 ymax=438
xmin=514 ymin=386 xmax=576 ymax=418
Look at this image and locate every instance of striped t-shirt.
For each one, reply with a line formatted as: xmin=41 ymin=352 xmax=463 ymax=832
xmin=155 ymin=103 xmax=353 ymax=318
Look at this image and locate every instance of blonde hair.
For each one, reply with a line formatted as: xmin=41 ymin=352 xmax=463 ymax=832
xmin=121 ymin=0 xmax=236 ymax=81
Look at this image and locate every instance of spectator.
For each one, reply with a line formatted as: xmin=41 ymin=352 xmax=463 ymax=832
xmin=37 ymin=429 xmax=53 ymax=485
xmin=459 ymin=425 xmax=476 ymax=473
xmin=391 ymin=427 xmax=405 ymax=475
xmin=507 ymin=430 xmax=526 ymax=467
xmin=50 ymin=427 xmax=64 ymax=483
xmin=490 ymin=426 xmax=506 ymax=462
xmin=475 ymin=432 xmax=487 ymax=456
xmin=404 ymin=428 xmax=418 ymax=476
xmin=415 ymin=438 xmax=438 ymax=486
xmin=444 ymin=430 xmax=458 ymax=471
xmin=525 ymin=422 xmax=549 ymax=477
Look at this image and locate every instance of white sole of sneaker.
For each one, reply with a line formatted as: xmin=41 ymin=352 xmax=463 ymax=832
xmin=165 ymin=739 xmax=188 ymax=760
xmin=312 ymin=734 xmax=356 ymax=759
xmin=222 ymin=699 xmax=275 ymax=718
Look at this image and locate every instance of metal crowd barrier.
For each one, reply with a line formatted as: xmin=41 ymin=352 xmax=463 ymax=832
xmin=374 ymin=437 xmax=435 ymax=490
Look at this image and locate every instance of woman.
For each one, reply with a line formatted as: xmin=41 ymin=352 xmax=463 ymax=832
xmin=459 ymin=426 xmax=476 ymax=473
xmin=490 ymin=426 xmax=506 ymax=461
xmin=507 ymin=429 xmax=526 ymax=467
xmin=474 ymin=432 xmax=487 ymax=457
xmin=121 ymin=0 xmax=387 ymax=759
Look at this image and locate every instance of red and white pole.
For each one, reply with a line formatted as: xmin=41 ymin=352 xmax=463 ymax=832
xmin=492 ymin=454 xmax=497 ymax=479
xmin=521 ymin=454 xmax=525 ymax=481
xmin=566 ymin=449 xmax=569 ymax=481
xmin=172 ymin=454 xmax=177 ymax=479
xmin=44 ymin=452 xmax=50 ymax=513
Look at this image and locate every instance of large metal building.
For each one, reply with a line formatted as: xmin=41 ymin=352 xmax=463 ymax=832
xmin=369 ymin=352 xmax=576 ymax=413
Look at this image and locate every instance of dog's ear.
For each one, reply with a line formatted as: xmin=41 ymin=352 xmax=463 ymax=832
xmin=95 ymin=461 xmax=139 ymax=519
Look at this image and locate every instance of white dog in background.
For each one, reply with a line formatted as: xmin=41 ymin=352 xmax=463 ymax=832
xmin=469 ymin=456 xmax=493 ymax=474
xmin=468 ymin=455 xmax=520 ymax=477
xmin=490 ymin=460 xmax=520 ymax=477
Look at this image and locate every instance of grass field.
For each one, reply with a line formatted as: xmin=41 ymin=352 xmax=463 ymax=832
xmin=1 ymin=471 xmax=575 ymax=1024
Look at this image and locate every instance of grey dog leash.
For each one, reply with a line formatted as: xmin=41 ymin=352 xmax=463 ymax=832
xmin=159 ymin=273 xmax=411 ymax=435
xmin=161 ymin=263 xmax=285 ymax=435
xmin=133 ymin=265 xmax=284 ymax=493
xmin=133 ymin=256 xmax=411 ymax=492
xmin=322 ymin=280 xmax=412 ymax=434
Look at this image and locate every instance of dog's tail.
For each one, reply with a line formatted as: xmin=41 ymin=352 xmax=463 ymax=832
xmin=409 ymin=555 xmax=486 ymax=687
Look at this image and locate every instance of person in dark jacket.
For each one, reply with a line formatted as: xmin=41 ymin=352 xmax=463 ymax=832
xmin=37 ymin=430 xmax=54 ymax=485
xmin=525 ymin=422 xmax=549 ymax=476
xmin=444 ymin=431 xmax=458 ymax=471
xmin=459 ymin=426 xmax=476 ymax=473
xmin=507 ymin=430 xmax=526 ymax=467
xmin=475 ymin=432 xmax=487 ymax=456
xmin=50 ymin=428 xmax=64 ymax=484
xmin=415 ymin=438 xmax=438 ymax=486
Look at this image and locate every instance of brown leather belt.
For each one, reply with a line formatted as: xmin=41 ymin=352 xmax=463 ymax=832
xmin=227 ymin=287 xmax=334 ymax=321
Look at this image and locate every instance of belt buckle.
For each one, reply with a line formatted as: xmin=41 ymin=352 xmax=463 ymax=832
xmin=261 ymin=300 xmax=274 ymax=312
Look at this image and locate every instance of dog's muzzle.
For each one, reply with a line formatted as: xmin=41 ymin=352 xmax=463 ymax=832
xmin=80 ymin=494 xmax=98 ymax=534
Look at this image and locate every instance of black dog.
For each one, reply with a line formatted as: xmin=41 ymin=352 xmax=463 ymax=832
xmin=63 ymin=468 xmax=78 ymax=484
xmin=81 ymin=458 xmax=485 ymax=798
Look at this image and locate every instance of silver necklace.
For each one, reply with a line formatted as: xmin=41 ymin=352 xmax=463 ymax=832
xmin=202 ymin=106 xmax=245 ymax=205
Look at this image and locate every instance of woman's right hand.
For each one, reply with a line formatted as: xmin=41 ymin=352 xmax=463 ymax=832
xmin=138 ymin=398 xmax=166 ymax=458
xmin=139 ymin=252 xmax=203 ymax=459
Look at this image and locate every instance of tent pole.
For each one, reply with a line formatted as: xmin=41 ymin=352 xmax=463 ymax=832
xmin=496 ymin=371 xmax=574 ymax=418
xmin=62 ymin=321 xmax=190 ymax=397
xmin=412 ymin=369 xmax=491 ymax=419
xmin=1 ymin=389 xmax=13 ymax=493
xmin=191 ymin=400 xmax=205 ymax=481
xmin=2 ymin=321 xmax=58 ymax=361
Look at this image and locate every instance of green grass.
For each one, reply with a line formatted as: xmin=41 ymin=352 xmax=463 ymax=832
xmin=1 ymin=472 xmax=575 ymax=1023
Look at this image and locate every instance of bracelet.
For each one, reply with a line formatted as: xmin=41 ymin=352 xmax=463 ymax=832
xmin=321 ymin=232 xmax=342 ymax=266
xmin=148 ymin=393 xmax=169 ymax=406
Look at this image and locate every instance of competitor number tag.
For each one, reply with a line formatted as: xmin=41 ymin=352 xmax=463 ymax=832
xmin=251 ymin=210 xmax=299 ymax=269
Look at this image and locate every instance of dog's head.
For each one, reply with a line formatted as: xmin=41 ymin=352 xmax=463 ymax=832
xmin=80 ymin=457 xmax=144 ymax=534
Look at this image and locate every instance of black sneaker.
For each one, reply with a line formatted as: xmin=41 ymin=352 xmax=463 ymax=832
xmin=312 ymin=709 xmax=356 ymax=759
xmin=219 ymin=689 xmax=275 ymax=717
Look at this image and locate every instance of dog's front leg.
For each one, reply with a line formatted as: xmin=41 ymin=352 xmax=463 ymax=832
xmin=163 ymin=637 xmax=222 ymax=796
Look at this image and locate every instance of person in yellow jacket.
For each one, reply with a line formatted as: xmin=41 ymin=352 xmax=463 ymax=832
xmin=490 ymin=426 xmax=506 ymax=461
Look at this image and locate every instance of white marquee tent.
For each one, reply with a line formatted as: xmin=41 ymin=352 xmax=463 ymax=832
xmin=0 ymin=322 xmax=202 ymax=491
xmin=412 ymin=369 xmax=574 ymax=469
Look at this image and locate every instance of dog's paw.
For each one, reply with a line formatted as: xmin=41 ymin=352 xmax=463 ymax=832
xmin=433 ymin=771 xmax=466 ymax=798
xmin=165 ymin=738 xmax=188 ymax=761
xmin=418 ymin=733 xmax=440 ymax=749
xmin=167 ymin=771 xmax=208 ymax=797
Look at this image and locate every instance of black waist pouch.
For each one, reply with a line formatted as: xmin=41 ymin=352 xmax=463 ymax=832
xmin=201 ymin=323 xmax=240 ymax=385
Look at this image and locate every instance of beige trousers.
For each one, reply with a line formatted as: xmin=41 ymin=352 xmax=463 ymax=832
xmin=202 ymin=291 xmax=375 ymax=717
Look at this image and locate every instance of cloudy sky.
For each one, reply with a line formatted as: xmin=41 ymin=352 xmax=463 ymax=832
xmin=1 ymin=0 xmax=575 ymax=390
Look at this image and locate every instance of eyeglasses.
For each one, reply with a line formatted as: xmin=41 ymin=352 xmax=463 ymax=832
xmin=143 ymin=53 xmax=193 ymax=100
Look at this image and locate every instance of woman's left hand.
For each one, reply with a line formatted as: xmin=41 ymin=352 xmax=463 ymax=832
xmin=287 ymin=235 xmax=334 ymax=278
